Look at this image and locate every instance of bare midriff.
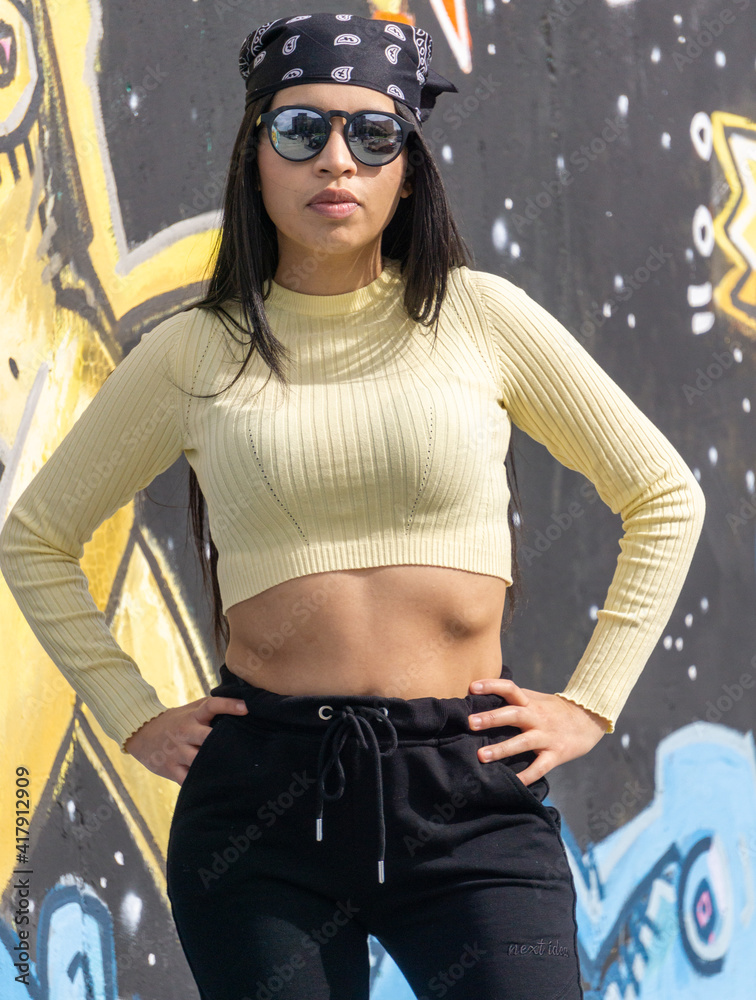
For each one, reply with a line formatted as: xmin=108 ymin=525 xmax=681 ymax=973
xmin=224 ymin=565 xmax=510 ymax=700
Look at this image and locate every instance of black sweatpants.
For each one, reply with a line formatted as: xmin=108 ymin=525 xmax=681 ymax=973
xmin=166 ymin=662 xmax=583 ymax=1000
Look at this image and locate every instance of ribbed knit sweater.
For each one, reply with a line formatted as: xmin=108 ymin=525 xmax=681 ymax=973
xmin=0 ymin=259 xmax=706 ymax=752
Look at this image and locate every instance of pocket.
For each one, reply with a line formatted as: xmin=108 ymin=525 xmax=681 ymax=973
xmin=484 ymin=738 xmax=551 ymax=814
xmin=182 ymin=712 xmax=231 ymax=784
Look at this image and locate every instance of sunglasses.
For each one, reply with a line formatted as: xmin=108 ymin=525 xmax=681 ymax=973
xmin=255 ymin=105 xmax=416 ymax=167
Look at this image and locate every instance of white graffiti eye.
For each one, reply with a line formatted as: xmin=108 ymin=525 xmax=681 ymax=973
xmin=678 ymin=835 xmax=735 ymax=972
xmin=0 ymin=7 xmax=40 ymax=148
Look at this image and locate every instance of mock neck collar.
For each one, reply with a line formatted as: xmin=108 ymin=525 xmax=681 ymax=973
xmin=263 ymin=258 xmax=404 ymax=317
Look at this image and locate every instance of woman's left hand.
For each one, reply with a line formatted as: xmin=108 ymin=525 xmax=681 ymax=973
xmin=467 ymin=677 xmax=611 ymax=786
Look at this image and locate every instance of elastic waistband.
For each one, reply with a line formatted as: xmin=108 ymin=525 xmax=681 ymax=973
xmin=210 ymin=660 xmax=516 ymax=886
xmin=210 ymin=661 xmax=515 ymax=740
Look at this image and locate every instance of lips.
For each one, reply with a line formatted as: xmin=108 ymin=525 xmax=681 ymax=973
xmin=308 ymin=190 xmax=360 ymax=205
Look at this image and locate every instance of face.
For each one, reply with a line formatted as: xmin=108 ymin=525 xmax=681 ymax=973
xmin=255 ymin=83 xmax=413 ymax=275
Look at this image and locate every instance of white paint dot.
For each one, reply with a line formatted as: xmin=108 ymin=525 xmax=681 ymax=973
xmin=114 ymin=851 xmax=125 ymax=866
xmin=441 ymin=144 xmax=453 ymax=163
xmin=603 ymin=301 xmax=612 ymax=317
xmin=663 ymin=635 xmax=673 ymax=650
xmin=693 ymin=467 xmax=702 ymax=480
xmin=100 ymin=877 xmax=107 ymax=888
xmin=614 ymin=274 xmax=624 ymax=291
xmin=510 ymin=243 xmax=521 ymax=258
xmin=685 ymin=613 xmax=693 ymax=627
xmin=621 ymin=733 xmax=630 ymax=749
xmin=66 ymin=800 xmax=77 ymax=821
xmin=120 ymin=892 xmax=143 ymax=935
xmin=700 ymin=596 xmax=709 ymax=612
xmin=692 ymin=312 xmax=716 ymax=335
xmin=651 ymin=47 xmax=661 ymax=62
xmin=677 ymin=35 xmax=687 ymax=44
xmin=733 ymin=346 xmax=743 ymax=363
xmin=708 ymin=446 xmax=718 ymax=466
xmin=627 ymin=314 xmax=636 ymax=328
xmin=617 ymin=95 xmax=629 ymax=116
xmin=148 ymin=954 xmax=157 ymax=966
xmin=661 ymin=132 xmax=671 ymax=149
xmin=746 ymin=470 xmax=755 ymax=493
xmin=504 ymin=197 xmax=513 ymax=209
xmin=688 ymin=665 xmax=697 ymax=680
xmin=674 ymin=14 xmax=683 ymax=24
xmin=743 ymin=398 xmax=751 ymax=413
xmin=715 ymin=51 xmax=726 ymax=67
xmin=589 ymin=605 xmax=599 ymax=621
xmin=487 ymin=43 xmax=496 ymax=54
xmin=675 ymin=637 xmax=683 ymax=651
xmin=492 ymin=218 xmax=507 ymax=253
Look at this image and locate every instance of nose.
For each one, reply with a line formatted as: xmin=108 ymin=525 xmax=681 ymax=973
xmin=317 ymin=116 xmax=356 ymax=169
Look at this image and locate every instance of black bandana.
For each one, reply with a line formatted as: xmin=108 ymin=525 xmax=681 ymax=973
xmin=238 ymin=12 xmax=458 ymax=123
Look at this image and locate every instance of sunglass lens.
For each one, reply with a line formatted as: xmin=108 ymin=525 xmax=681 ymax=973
xmin=271 ymin=109 xmax=328 ymax=159
xmin=270 ymin=110 xmax=403 ymax=164
xmin=349 ymin=114 xmax=404 ymax=165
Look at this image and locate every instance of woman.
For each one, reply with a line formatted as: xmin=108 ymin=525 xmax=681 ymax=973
xmin=0 ymin=13 xmax=705 ymax=1000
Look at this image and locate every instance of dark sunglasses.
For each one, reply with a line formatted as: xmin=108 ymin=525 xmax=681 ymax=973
xmin=255 ymin=105 xmax=416 ymax=166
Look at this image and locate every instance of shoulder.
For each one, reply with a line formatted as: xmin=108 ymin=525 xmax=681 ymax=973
xmin=451 ymin=265 xmax=530 ymax=303
xmin=446 ymin=265 xmax=533 ymax=318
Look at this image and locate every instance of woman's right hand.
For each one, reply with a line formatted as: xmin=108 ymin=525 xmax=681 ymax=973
xmin=123 ymin=696 xmax=249 ymax=784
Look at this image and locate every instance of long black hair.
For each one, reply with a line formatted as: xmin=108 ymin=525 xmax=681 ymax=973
xmin=174 ymin=91 xmax=526 ymax=660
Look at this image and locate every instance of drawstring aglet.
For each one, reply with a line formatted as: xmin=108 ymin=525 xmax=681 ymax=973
xmin=378 ymin=860 xmax=385 ymax=883
xmin=316 ymin=816 xmax=323 ymax=842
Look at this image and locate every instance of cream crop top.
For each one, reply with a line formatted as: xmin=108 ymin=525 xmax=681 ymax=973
xmin=0 ymin=259 xmax=706 ymax=751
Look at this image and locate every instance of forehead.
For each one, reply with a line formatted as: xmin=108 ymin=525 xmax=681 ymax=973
xmin=268 ymin=83 xmax=396 ymax=113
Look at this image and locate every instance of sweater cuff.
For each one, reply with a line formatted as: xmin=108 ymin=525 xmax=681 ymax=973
xmin=554 ymin=692 xmax=615 ymax=734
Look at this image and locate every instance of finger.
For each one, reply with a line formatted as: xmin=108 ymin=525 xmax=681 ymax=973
xmin=196 ymin=695 xmax=249 ymax=724
xmin=477 ymin=732 xmax=536 ymax=762
xmin=469 ymin=677 xmax=530 ymax=706
xmin=513 ymin=762 xmax=550 ymax=787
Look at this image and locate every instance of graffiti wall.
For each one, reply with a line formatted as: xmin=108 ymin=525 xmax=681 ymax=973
xmin=0 ymin=0 xmax=754 ymax=998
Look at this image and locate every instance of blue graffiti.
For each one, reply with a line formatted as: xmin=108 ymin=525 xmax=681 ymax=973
xmin=1 ymin=723 xmax=754 ymax=999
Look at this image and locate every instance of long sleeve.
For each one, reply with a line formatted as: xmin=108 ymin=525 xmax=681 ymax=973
xmin=470 ymin=269 xmax=706 ymax=733
xmin=0 ymin=313 xmax=188 ymax=753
